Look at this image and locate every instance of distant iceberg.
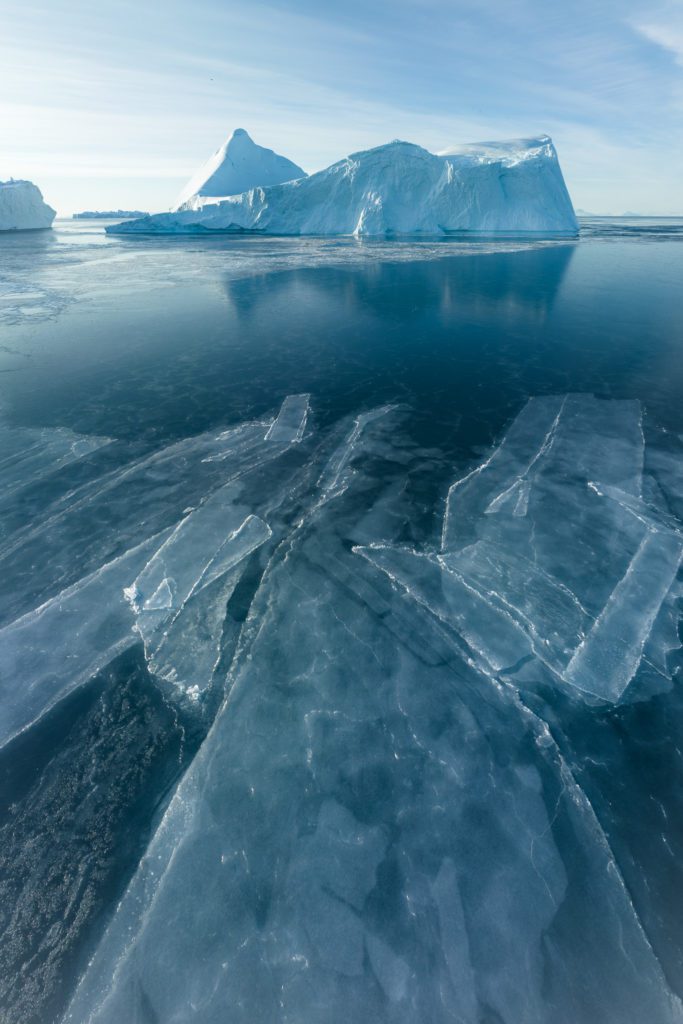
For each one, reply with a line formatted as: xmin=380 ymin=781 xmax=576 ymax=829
xmin=72 ymin=210 xmax=149 ymax=219
xmin=0 ymin=179 xmax=55 ymax=231
xmin=109 ymin=135 xmax=578 ymax=238
xmin=172 ymin=128 xmax=306 ymax=211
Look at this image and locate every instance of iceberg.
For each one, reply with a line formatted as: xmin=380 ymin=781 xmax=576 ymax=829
xmin=172 ymin=128 xmax=306 ymax=211
xmin=0 ymin=179 xmax=56 ymax=231
xmin=72 ymin=210 xmax=149 ymax=219
xmin=109 ymin=135 xmax=578 ymax=237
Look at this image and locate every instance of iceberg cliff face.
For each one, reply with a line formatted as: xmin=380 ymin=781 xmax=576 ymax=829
xmin=112 ymin=136 xmax=578 ymax=237
xmin=173 ymin=129 xmax=306 ymax=211
xmin=0 ymin=180 xmax=56 ymax=231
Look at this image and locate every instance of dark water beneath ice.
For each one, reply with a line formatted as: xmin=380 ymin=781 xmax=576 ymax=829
xmin=0 ymin=218 xmax=682 ymax=1024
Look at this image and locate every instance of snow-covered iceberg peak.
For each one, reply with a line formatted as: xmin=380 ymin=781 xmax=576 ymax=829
xmin=172 ymin=128 xmax=306 ymax=211
xmin=112 ymin=134 xmax=578 ymax=238
xmin=0 ymin=179 xmax=56 ymax=231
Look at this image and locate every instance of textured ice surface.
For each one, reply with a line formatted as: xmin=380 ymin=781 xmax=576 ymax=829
xmin=2 ymin=395 xmax=682 ymax=1024
xmin=126 ymin=497 xmax=272 ymax=697
xmin=263 ymin=392 xmax=309 ymax=444
xmin=422 ymin=394 xmax=683 ymax=700
xmin=110 ymin=136 xmax=578 ymax=237
xmin=0 ymin=531 xmax=169 ymax=747
xmin=0 ymin=421 xmax=112 ymax=506
xmin=61 ymin=401 xmax=682 ymax=1024
xmin=0 ymin=396 xmax=313 ymax=743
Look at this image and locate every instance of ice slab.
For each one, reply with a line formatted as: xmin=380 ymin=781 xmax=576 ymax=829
xmin=63 ymin=450 xmax=680 ymax=1024
xmin=127 ymin=495 xmax=272 ymax=697
xmin=0 ymin=396 xmax=308 ymax=626
xmin=563 ymin=529 xmax=683 ymax=700
xmin=356 ymin=543 xmax=532 ymax=674
xmin=264 ymin=393 xmax=309 ymax=444
xmin=0 ymin=396 xmax=313 ymax=742
xmin=442 ymin=394 xmax=644 ymax=554
xmin=368 ymin=395 xmax=681 ymax=703
xmin=317 ymin=405 xmax=397 ymax=501
xmin=0 ymin=422 xmax=112 ymax=501
xmin=0 ymin=531 xmax=169 ymax=749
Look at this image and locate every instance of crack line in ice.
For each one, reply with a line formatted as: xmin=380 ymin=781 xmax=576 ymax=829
xmin=563 ymin=529 xmax=683 ymax=701
xmin=484 ymin=395 xmax=566 ymax=515
xmin=316 ymin=405 xmax=396 ymax=502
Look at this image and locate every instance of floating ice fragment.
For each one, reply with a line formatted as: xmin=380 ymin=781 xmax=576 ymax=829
xmin=366 ymin=395 xmax=681 ymax=704
xmin=0 ymin=422 xmax=112 ymax=501
xmin=365 ymin=934 xmax=409 ymax=1003
xmin=264 ymin=394 xmax=310 ymax=444
xmin=317 ymin=405 xmax=397 ymax=501
xmin=144 ymin=577 xmax=174 ymax=610
xmin=0 ymin=530 xmax=171 ymax=748
xmin=127 ymin=489 xmax=272 ymax=696
xmin=564 ymin=529 xmax=683 ymax=700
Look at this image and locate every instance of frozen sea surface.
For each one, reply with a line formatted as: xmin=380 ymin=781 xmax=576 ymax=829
xmin=0 ymin=218 xmax=682 ymax=1024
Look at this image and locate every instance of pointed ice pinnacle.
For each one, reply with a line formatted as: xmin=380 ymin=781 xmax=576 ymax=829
xmin=172 ymin=129 xmax=306 ymax=211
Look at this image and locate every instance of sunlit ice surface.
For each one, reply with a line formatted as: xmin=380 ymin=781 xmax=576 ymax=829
xmin=1 ymin=218 xmax=683 ymax=1024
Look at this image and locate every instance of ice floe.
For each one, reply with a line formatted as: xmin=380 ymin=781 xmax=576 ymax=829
xmin=1 ymin=394 xmax=682 ymax=1024
xmin=364 ymin=394 xmax=682 ymax=703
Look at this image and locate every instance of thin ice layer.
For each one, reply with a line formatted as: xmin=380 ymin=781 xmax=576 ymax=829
xmin=0 ymin=396 xmax=309 ymax=740
xmin=442 ymin=395 xmax=566 ymax=551
xmin=356 ymin=544 xmax=532 ymax=674
xmin=564 ymin=529 xmax=683 ymax=700
xmin=0 ymin=396 xmax=307 ymax=626
xmin=264 ymin=393 xmax=310 ymax=444
xmin=127 ymin=498 xmax=272 ymax=697
xmin=0 ymin=423 xmax=112 ymax=501
xmin=378 ymin=395 xmax=681 ymax=702
xmin=0 ymin=531 xmax=170 ymax=748
xmin=317 ymin=405 xmax=397 ymax=501
xmin=63 ymin=445 xmax=681 ymax=1024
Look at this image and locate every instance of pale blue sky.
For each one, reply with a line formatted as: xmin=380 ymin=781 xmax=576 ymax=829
xmin=1 ymin=0 xmax=682 ymax=214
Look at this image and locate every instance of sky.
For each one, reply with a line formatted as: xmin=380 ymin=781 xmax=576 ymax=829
xmin=1 ymin=0 xmax=682 ymax=215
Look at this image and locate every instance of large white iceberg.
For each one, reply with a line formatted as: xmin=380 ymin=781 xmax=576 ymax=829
xmin=172 ymin=128 xmax=306 ymax=211
xmin=0 ymin=179 xmax=56 ymax=231
xmin=109 ymin=135 xmax=578 ymax=237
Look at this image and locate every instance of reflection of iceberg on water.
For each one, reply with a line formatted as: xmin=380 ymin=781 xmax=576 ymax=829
xmin=359 ymin=394 xmax=683 ymax=703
